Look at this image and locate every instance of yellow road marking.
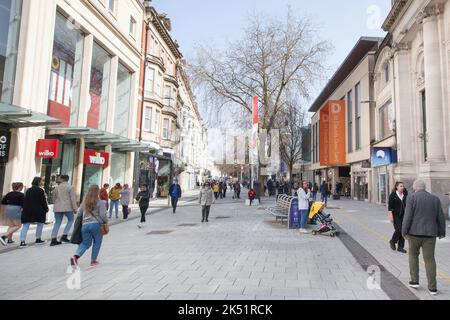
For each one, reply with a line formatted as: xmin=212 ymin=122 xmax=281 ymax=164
xmin=336 ymin=211 xmax=450 ymax=284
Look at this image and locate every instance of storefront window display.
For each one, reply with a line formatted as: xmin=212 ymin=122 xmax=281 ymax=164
xmin=41 ymin=141 xmax=76 ymax=203
xmin=87 ymin=42 xmax=111 ymax=130
xmin=0 ymin=0 xmax=23 ymax=104
xmin=48 ymin=12 xmax=84 ymax=126
xmin=114 ymin=63 xmax=132 ymax=137
xmin=109 ymin=152 xmax=126 ymax=185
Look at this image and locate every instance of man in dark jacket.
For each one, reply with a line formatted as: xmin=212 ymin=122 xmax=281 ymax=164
xmin=20 ymin=177 xmax=49 ymax=248
xmin=168 ymin=178 xmax=182 ymax=214
xmin=402 ymin=180 xmax=446 ymax=295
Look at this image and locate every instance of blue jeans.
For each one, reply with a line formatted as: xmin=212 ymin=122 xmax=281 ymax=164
xmin=109 ymin=200 xmax=119 ymax=218
xmin=312 ymin=192 xmax=317 ymax=201
xmin=20 ymin=223 xmax=44 ymax=242
xmin=76 ymin=223 xmax=103 ymax=261
xmin=321 ymin=194 xmax=328 ymax=205
xmin=51 ymin=212 xmax=74 ymax=239
xmin=299 ymin=209 xmax=309 ymax=229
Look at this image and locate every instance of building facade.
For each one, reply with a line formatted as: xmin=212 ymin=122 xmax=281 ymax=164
xmin=135 ymin=3 xmax=208 ymax=196
xmin=375 ymin=0 xmax=450 ymax=211
xmin=309 ymin=38 xmax=382 ymax=202
xmin=1 ymin=0 xmax=145 ymax=201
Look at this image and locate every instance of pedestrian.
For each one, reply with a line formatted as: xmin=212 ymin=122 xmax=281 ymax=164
xmin=136 ymin=184 xmax=150 ymax=228
xmin=312 ymin=183 xmax=319 ymax=201
xmin=19 ymin=177 xmax=49 ymax=248
xmin=213 ymin=182 xmax=219 ymax=199
xmin=100 ymin=183 xmax=109 ymax=210
xmin=218 ymin=181 xmax=224 ymax=199
xmin=233 ymin=181 xmax=241 ymax=199
xmin=320 ymin=181 xmax=329 ymax=206
xmin=267 ymin=179 xmax=274 ymax=197
xmin=169 ymin=178 xmax=182 ymax=214
xmin=248 ymin=188 xmax=256 ymax=206
xmin=50 ymin=175 xmax=78 ymax=246
xmin=120 ymin=184 xmax=131 ymax=220
xmin=223 ymin=181 xmax=227 ymax=198
xmin=0 ymin=183 xmax=24 ymax=246
xmin=108 ymin=183 xmax=121 ymax=219
xmin=446 ymin=191 xmax=450 ymax=228
xmin=298 ymin=181 xmax=311 ymax=234
xmin=402 ymin=180 xmax=446 ymax=296
xmin=70 ymin=185 xmax=108 ymax=267
xmin=199 ymin=181 xmax=214 ymax=223
xmin=388 ymin=182 xmax=408 ymax=253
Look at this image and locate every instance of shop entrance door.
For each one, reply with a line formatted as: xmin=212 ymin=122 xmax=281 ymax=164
xmin=82 ymin=165 xmax=103 ymax=199
xmin=379 ymin=173 xmax=388 ymax=204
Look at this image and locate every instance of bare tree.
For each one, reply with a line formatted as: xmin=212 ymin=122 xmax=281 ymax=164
xmin=277 ymin=96 xmax=306 ymax=182
xmin=190 ymin=8 xmax=331 ymax=189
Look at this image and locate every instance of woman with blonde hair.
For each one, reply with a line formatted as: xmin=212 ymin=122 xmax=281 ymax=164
xmin=70 ymin=185 xmax=108 ymax=266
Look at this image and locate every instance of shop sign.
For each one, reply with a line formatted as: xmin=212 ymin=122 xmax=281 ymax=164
xmin=0 ymin=130 xmax=11 ymax=163
xmin=36 ymin=139 xmax=60 ymax=158
xmin=320 ymin=100 xmax=346 ymax=166
xmin=83 ymin=149 xmax=109 ymax=167
xmin=371 ymin=147 xmax=397 ymax=168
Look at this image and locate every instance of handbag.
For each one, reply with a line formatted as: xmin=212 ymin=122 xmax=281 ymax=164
xmin=70 ymin=215 xmax=83 ymax=245
xmin=92 ymin=213 xmax=109 ymax=236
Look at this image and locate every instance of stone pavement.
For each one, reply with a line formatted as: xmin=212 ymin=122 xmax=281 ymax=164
xmin=0 ymin=192 xmax=390 ymax=300
xmin=327 ymin=198 xmax=450 ymax=300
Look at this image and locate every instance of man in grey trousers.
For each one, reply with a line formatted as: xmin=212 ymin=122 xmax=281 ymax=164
xmin=402 ymin=180 xmax=446 ymax=295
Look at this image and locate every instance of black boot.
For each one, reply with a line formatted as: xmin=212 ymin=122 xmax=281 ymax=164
xmin=50 ymin=238 xmax=61 ymax=246
xmin=60 ymin=235 xmax=70 ymax=243
xmin=389 ymin=240 xmax=396 ymax=251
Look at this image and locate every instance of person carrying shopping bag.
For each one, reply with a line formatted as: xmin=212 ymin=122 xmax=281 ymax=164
xmin=70 ymin=185 xmax=108 ymax=267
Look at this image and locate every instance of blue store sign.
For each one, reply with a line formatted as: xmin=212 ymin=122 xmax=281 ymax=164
xmin=288 ymin=198 xmax=300 ymax=229
xmin=371 ymin=147 xmax=398 ymax=168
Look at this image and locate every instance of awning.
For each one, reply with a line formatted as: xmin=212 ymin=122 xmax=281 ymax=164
xmin=46 ymin=127 xmax=151 ymax=152
xmin=0 ymin=102 xmax=61 ymax=128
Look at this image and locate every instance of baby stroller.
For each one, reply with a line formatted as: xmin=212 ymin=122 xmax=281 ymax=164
xmin=308 ymin=201 xmax=338 ymax=237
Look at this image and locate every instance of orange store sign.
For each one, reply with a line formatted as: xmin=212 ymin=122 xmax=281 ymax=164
xmin=319 ymin=100 xmax=346 ymax=167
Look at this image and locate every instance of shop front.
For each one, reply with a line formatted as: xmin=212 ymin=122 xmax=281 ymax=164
xmin=135 ymin=151 xmax=173 ymax=198
xmin=371 ymin=147 xmax=397 ymax=205
xmin=82 ymin=149 xmax=109 ymax=198
xmin=351 ymin=160 xmax=371 ymax=201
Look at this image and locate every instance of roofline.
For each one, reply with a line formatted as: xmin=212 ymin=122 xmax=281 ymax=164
xmin=381 ymin=0 xmax=411 ymax=32
xmin=146 ymin=6 xmax=183 ymax=59
xmin=308 ymin=37 xmax=383 ymax=113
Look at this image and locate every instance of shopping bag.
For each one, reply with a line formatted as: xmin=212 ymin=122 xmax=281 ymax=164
xmin=70 ymin=215 xmax=83 ymax=245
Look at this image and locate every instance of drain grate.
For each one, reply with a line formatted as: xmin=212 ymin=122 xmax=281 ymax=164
xmin=147 ymin=230 xmax=174 ymax=235
xmin=215 ymin=216 xmax=231 ymax=219
xmin=177 ymin=224 xmax=198 ymax=227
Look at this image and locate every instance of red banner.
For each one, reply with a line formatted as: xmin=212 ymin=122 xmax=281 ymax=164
xmin=83 ymin=149 xmax=109 ymax=167
xmin=36 ymin=139 xmax=60 ymax=158
xmin=252 ymin=96 xmax=259 ymax=125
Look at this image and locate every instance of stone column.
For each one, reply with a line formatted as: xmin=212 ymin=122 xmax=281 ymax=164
xmin=422 ymin=5 xmax=445 ymax=162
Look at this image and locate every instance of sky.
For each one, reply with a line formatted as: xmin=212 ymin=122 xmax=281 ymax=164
xmin=151 ymin=0 xmax=391 ymax=122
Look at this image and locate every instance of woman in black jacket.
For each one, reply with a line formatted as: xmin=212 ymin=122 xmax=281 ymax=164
xmin=19 ymin=177 xmax=49 ymax=248
xmin=388 ymin=182 xmax=408 ymax=253
xmin=0 ymin=182 xmax=25 ymax=245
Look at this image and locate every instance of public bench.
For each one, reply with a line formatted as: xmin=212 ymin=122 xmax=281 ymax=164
xmin=267 ymin=194 xmax=296 ymax=224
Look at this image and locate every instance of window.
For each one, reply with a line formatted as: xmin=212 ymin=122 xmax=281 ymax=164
xmin=384 ymin=63 xmax=389 ymax=83
xmin=162 ymin=118 xmax=169 ymax=139
xmin=145 ymin=67 xmax=154 ymax=92
xmin=168 ymin=59 xmax=174 ymax=76
xmin=421 ymin=90 xmax=427 ymax=161
xmin=154 ymin=110 xmax=160 ymax=133
xmin=0 ymin=0 xmax=23 ymax=104
xmin=347 ymin=90 xmax=353 ymax=153
xmin=129 ymin=16 xmax=136 ymax=37
xmin=164 ymin=85 xmax=175 ymax=107
xmin=379 ymin=100 xmax=394 ymax=140
xmin=144 ymin=107 xmax=152 ymax=132
xmin=48 ymin=12 xmax=84 ymax=127
xmin=87 ymin=42 xmax=111 ymax=130
xmin=106 ymin=0 xmax=116 ymax=13
xmin=155 ymin=71 xmax=162 ymax=96
xmin=355 ymin=83 xmax=361 ymax=150
xmin=114 ymin=63 xmax=132 ymax=137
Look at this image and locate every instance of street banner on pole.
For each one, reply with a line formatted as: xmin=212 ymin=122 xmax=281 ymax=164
xmin=251 ymin=96 xmax=259 ymax=188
